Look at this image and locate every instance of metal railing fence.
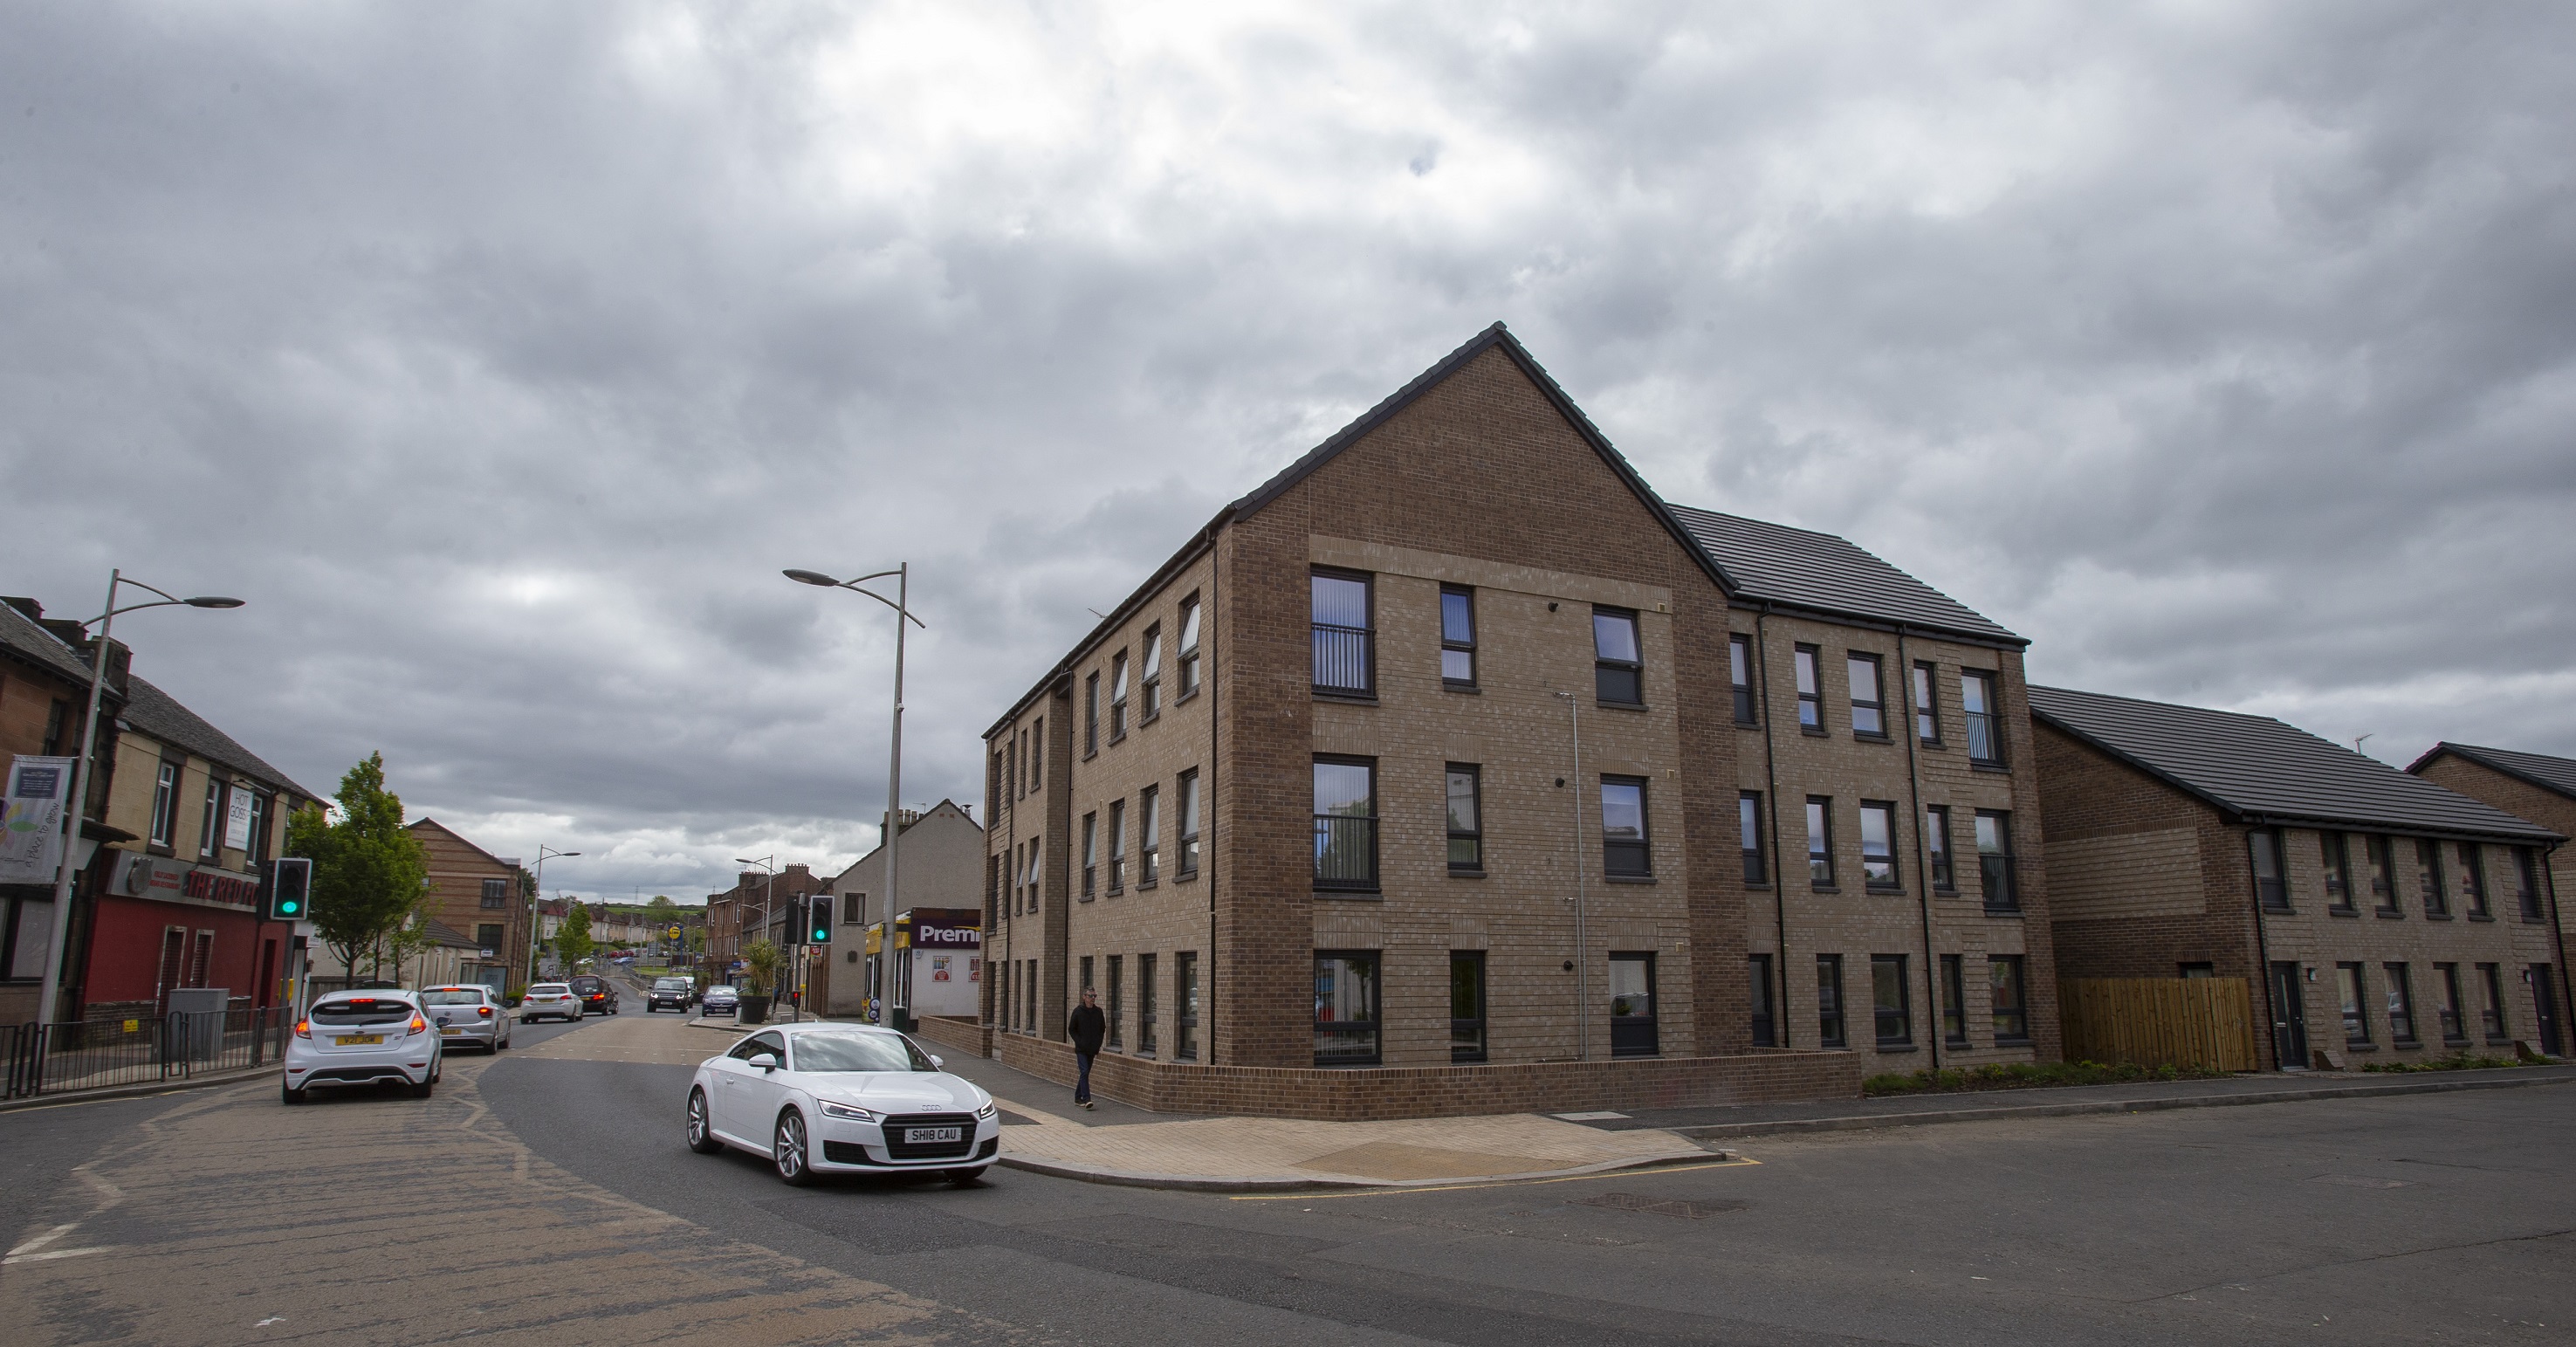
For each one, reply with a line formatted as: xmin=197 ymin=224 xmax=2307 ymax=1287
xmin=5 ymin=1006 xmax=292 ymax=1100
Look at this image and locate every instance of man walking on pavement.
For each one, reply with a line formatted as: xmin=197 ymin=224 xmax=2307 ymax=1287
xmin=1067 ymin=986 xmax=1105 ymax=1110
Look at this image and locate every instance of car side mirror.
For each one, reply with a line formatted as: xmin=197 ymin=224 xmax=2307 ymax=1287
xmin=748 ymin=1052 xmax=780 ymax=1072
xmin=930 ymin=1055 xmax=945 ymax=1069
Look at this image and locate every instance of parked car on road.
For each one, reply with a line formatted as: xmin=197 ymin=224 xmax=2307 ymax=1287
xmin=645 ymin=977 xmax=695 ymax=1014
xmin=283 ymin=991 xmax=443 ymax=1103
xmin=684 ymin=1023 xmax=999 ymax=1185
xmin=568 ymin=974 xmax=620 ymax=1016
xmin=700 ymin=984 xmax=739 ymax=1017
xmin=520 ymin=983 xmax=581 ymax=1022
xmin=419 ymin=986 xmax=512 ymax=1053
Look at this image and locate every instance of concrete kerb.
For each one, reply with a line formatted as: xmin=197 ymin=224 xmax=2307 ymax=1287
xmin=1671 ymin=1070 xmax=2576 ymax=1142
xmin=995 ymin=1145 xmax=1731 ymax=1193
xmin=0 ymin=1062 xmax=272 ymax=1114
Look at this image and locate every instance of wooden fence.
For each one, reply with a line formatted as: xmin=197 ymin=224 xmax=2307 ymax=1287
xmin=2060 ymin=978 xmax=2260 ymax=1072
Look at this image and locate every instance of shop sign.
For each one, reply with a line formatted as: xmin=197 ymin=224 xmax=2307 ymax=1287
xmin=909 ymin=918 xmax=981 ymax=949
xmin=223 ymin=786 xmax=255 ymax=851
xmin=0 ymin=755 xmax=72 ymax=883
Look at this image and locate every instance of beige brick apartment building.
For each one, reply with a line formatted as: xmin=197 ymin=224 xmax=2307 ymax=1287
xmin=2033 ymin=688 xmax=2566 ymax=1069
xmin=972 ymin=325 xmax=2053 ymax=1117
xmin=2407 ymin=743 xmax=2576 ymax=1047
xmin=403 ymin=818 xmax=530 ymax=993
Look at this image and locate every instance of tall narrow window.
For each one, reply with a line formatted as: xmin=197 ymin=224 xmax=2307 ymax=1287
xmin=1031 ymin=718 xmax=1043 ymax=787
xmin=1106 ymin=954 xmax=1124 ymax=1049
xmin=1748 ymin=954 xmax=1776 ymax=1047
xmin=1962 ymin=670 xmax=2003 ymax=766
xmin=1022 ymin=842 xmax=1041 ymax=911
xmin=1729 ymin=635 xmax=1757 ymax=725
xmin=2435 ymin=963 xmax=2465 ymax=1042
xmin=1176 ymin=952 xmax=1199 ymax=1060
xmin=1451 ymin=952 xmax=1487 ymax=1062
xmin=1311 ymin=571 xmax=1374 ymax=697
xmin=2336 ymin=963 xmax=2370 ymax=1044
xmin=2516 ymin=848 xmax=2545 ymax=921
xmin=1872 ymin=955 xmax=1911 ymax=1047
xmin=245 ymin=791 xmax=271 ymax=863
xmin=1137 ymin=786 xmax=1160 ymax=885
xmin=1084 ymin=672 xmax=1100 ymax=755
xmin=1859 ymin=802 xmax=1900 ymax=890
xmin=2249 ymin=828 xmax=2289 ymax=911
xmin=1941 ymin=954 xmax=1968 ymax=1045
xmin=1081 ymin=813 xmax=1098 ymax=897
xmin=2366 ymin=835 xmax=2399 ymax=915
xmin=1313 ymin=758 xmax=1379 ymax=890
xmin=1140 ymin=624 xmax=1164 ymax=720
xmin=1794 ymin=646 xmax=1823 ymax=730
xmin=1989 ymin=955 xmax=2030 ymax=1041
xmin=2457 ymin=842 xmax=2489 ymax=917
xmin=1314 ymin=951 xmax=1379 ymax=1065
xmin=1601 ymin=777 xmax=1651 ymax=876
xmin=2476 ymin=963 xmax=2508 ymax=1041
xmin=1609 ymin=952 xmax=1659 ymax=1057
xmin=200 ymin=778 xmax=222 ymax=857
xmin=1440 ymin=586 xmax=1477 ymax=687
xmin=1139 ymin=952 xmax=1158 ymax=1055
xmin=1109 ymin=652 xmax=1131 ymax=740
xmin=1816 ymin=954 xmax=1846 ymax=1048
xmin=2322 ymin=832 xmax=2355 ymax=913
xmin=1107 ymin=799 xmax=1127 ymax=891
xmin=1739 ymin=792 xmax=1766 ymax=885
xmin=1178 ymin=595 xmax=1203 ymax=698
xmin=1913 ymin=662 xmax=1941 ymax=744
xmin=1848 ymin=655 xmax=1887 ymax=737
xmin=1977 ymin=811 xmax=2017 ymax=911
xmin=1177 ymin=771 xmax=1201 ymax=877
xmin=1806 ymin=797 xmax=1835 ymax=888
xmin=1446 ymin=766 xmax=1483 ymax=874
xmin=1593 ymin=608 xmax=1643 ymax=704
xmin=1926 ymin=806 xmax=1955 ymax=891
xmin=151 ymin=762 xmax=179 ymax=848
xmin=2384 ymin=963 xmax=2417 ymax=1043
xmin=2417 ymin=839 xmax=2449 ymax=917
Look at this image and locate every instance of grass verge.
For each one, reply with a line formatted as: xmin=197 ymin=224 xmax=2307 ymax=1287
xmin=2359 ymin=1050 xmax=2524 ymax=1074
xmin=1864 ymin=1060 xmax=2232 ymax=1096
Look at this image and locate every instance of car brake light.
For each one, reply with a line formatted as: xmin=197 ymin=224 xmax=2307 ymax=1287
xmin=478 ymin=1007 xmax=493 ymax=1017
xmin=293 ymin=1019 xmax=311 ymax=1040
xmin=408 ymin=1015 xmax=428 ymax=1036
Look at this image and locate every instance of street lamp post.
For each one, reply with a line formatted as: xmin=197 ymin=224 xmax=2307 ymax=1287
xmin=525 ymin=846 xmax=579 ymax=984
xmin=785 ymin=565 xmax=924 ymax=1025
xmin=35 ymin=570 xmax=243 ymax=1025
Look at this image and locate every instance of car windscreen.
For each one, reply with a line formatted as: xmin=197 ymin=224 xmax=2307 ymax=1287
xmin=312 ymin=998 xmax=413 ymax=1025
xmin=655 ymin=979 xmax=691 ymax=990
xmin=418 ymin=991 xmax=484 ymax=1006
xmin=791 ymin=1033 xmax=934 ymax=1073
xmin=527 ymin=985 xmax=568 ymax=994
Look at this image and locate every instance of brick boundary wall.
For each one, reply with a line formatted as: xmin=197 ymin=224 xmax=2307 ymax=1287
xmin=912 ymin=1014 xmax=993 ymax=1061
xmin=950 ymin=1018 xmax=1862 ymax=1120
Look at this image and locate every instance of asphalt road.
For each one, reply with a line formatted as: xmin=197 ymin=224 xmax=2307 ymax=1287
xmin=4 ymin=1007 xmax=2571 ymax=1345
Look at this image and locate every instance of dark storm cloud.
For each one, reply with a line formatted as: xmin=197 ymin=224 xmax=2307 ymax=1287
xmin=5 ymin=3 xmax=2572 ymax=898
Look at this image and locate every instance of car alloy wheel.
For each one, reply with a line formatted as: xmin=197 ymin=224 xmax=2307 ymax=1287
xmin=686 ymin=1089 xmax=725 ymax=1154
xmin=774 ymin=1111 xmax=814 ymax=1186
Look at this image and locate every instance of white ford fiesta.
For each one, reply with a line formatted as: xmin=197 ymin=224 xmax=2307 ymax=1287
xmin=685 ymin=1023 xmax=999 ymax=1185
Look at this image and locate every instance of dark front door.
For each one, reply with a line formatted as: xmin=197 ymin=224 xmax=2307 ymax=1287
xmin=2270 ymin=961 xmax=2309 ymax=1069
xmin=2532 ymin=966 xmax=2564 ymax=1056
xmin=1609 ymin=952 xmax=1659 ymax=1057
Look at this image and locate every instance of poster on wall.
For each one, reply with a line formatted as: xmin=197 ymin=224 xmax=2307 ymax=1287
xmin=0 ymin=755 xmax=74 ymax=884
xmin=223 ymin=786 xmax=254 ymax=851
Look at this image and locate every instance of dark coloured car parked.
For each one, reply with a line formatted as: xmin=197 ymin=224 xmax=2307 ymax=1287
xmin=568 ymin=973 xmax=620 ymax=1016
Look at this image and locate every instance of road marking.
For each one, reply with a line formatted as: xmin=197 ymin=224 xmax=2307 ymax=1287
xmin=4 ymin=1222 xmax=113 ymax=1264
xmin=1229 ymin=1156 xmax=1759 ymax=1200
xmin=983 ymin=1095 xmax=1076 ymax=1127
xmin=8 ymin=1224 xmax=78 ymax=1257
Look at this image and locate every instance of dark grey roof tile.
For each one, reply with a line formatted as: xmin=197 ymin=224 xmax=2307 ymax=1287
xmin=120 ymin=676 xmax=319 ymax=802
xmin=1666 ymin=505 xmax=2022 ymax=644
xmin=2413 ymin=742 xmax=2576 ymax=804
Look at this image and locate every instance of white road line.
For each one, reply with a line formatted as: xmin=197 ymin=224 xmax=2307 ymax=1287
xmin=8 ymin=1223 xmax=77 ymax=1257
xmin=4 ymin=1245 xmax=113 ymax=1264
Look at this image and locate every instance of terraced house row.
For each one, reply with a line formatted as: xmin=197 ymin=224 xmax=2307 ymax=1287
xmin=970 ymin=326 xmax=2570 ymax=1119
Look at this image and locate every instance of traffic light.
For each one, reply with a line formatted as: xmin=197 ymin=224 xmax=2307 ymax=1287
xmin=808 ymin=897 xmax=833 ymax=945
xmin=263 ymin=857 xmax=311 ymax=922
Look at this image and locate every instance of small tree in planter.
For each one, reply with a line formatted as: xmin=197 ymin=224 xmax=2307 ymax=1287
xmin=739 ymin=939 xmax=782 ymax=1022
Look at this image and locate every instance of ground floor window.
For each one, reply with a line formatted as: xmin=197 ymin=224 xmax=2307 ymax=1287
xmin=1106 ymin=954 xmax=1124 ymax=1049
xmin=1176 ymin=952 xmax=1199 ymax=1061
xmin=1314 ymin=951 xmax=1380 ymax=1066
xmin=1989 ymin=955 xmax=2029 ymax=1042
xmin=1451 ymin=952 xmax=1487 ymax=1062
xmin=1748 ymin=954 xmax=1775 ymax=1048
xmin=2336 ymin=962 xmax=2370 ymax=1045
xmin=2383 ymin=963 xmax=2416 ymax=1044
xmin=1140 ymin=953 xmax=1159 ymax=1055
xmin=1817 ymin=954 xmax=1846 ymax=1048
xmin=1941 ymin=954 xmax=1968 ymax=1046
xmin=1872 ymin=955 xmax=1911 ymax=1048
xmin=1610 ymin=952 xmax=1658 ymax=1057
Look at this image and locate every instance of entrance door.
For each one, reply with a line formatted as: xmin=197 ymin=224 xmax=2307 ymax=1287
xmin=155 ymin=927 xmax=187 ymax=1014
xmin=2270 ymin=962 xmax=2309 ymax=1069
xmin=2532 ymin=966 xmax=2564 ymax=1056
xmin=1609 ymin=952 xmax=1659 ymax=1057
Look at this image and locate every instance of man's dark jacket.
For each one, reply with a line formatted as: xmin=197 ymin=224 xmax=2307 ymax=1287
xmin=1067 ymin=1004 xmax=1107 ymax=1055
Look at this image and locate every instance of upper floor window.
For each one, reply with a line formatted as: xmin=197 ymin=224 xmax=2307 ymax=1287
xmin=1962 ymin=670 xmax=2003 ymax=766
xmin=1141 ymin=625 xmax=1164 ymax=721
xmin=1107 ymin=799 xmax=1127 ymax=891
xmin=1977 ymin=810 xmax=2018 ymax=911
xmin=1805 ymin=797 xmax=1834 ymax=888
xmin=2321 ymin=832 xmax=2355 ymax=913
xmin=1848 ymin=655 xmax=1886 ymax=738
xmin=2250 ymin=828 xmax=2289 ymax=911
xmin=1138 ymin=786 xmax=1161 ymax=884
xmin=244 ymin=790 xmax=271 ymax=863
xmin=1081 ymin=813 xmax=1098 ymax=897
xmin=1440 ymin=586 xmax=1477 ymax=687
xmin=200 ymin=778 xmax=223 ymax=856
xmin=1794 ymin=646 xmax=1823 ymax=730
xmin=2457 ymin=842 xmax=2490 ymax=917
xmin=1601 ymin=776 xmax=1650 ymax=876
xmin=1311 ymin=571 xmax=1374 ymax=697
xmin=1178 ymin=595 xmax=1203 ymax=698
xmin=1859 ymin=801 xmax=1899 ymax=890
xmin=1030 ymin=717 xmax=1043 ymax=787
xmin=1729 ymin=635 xmax=1756 ymax=725
xmin=1593 ymin=608 xmax=1642 ymax=705
xmin=150 ymin=761 xmax=180 ymax=848
xmin=1110 ymin=651 xmax=1130 ymax=740
xmin=2416 ymin=838 xmax=2449 ymax=917
xmin=1913 ymin=662 xmax=1941 ymax=743
xmin=1084 ymin=672 xmax=1100 ymax=755
xmin=2366 ymin=834 xmax=2400 ymax=915
xmin=481 ymin=878 xmax=510 ymax=910
xmin=1313 ymin=758 xmax=1379 ymax=890
xmin=1446 ymin=766 xmax=1483 ymax=873
xmin=1926 ymin=805 xmax=1955 ymax=891
xmin=1739 ymin=792 xmax=1765 ymax=885
xmin=1177 ymin=770 xmax=1202 ymax=877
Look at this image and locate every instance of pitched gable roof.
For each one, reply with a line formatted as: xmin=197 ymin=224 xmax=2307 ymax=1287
xmin=2409 ymin=742 xmax=2576 ymax=805
xmin=120 ymin=675 xmax=320 ymax=801
xmin=2030 ymin=685 xmax=2559 ymax=843
xmin=406 ymin=817 xmax=524 ymax=872
xmin=1666 ymin=505 xmax=2023 ymax=645
xmin=0 ymin=597 xmax=110 ymax=689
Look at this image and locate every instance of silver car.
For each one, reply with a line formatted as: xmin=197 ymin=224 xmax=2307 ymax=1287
xmin=519 ymin=982 xmax=582 ymax=1022
xmin=420 ymin=986 xmax=512 ymax=1052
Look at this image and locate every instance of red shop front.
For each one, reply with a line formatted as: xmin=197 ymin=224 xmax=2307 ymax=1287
xmin=79 ymin=853 xmax=285 ymax=1017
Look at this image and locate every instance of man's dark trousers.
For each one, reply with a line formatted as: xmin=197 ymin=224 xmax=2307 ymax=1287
xmin=1075 ymin=1051 xmax=1095 ymax=1103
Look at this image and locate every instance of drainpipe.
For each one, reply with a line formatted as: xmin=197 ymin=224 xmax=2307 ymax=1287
xmin=1206 ymin=532 xmax=1219 ymax=1066
xmin=1897 ymin=629 xmax=1940 ymax=1070
xmin=1755 ymin=608 xmax=1791 ymax=1048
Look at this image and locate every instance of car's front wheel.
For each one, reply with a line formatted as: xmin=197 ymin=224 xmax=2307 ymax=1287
xmin=686 ymin=1089 xmax=725 ymax=1154
xmin=774 ymin=1110 xmax=815 ymax=1186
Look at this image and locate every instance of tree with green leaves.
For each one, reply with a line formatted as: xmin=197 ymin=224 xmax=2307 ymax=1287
xmin=286 ymin=753 xmax=430 ymax=984
xmin=555 ymin=901 xmax=594 ymax=972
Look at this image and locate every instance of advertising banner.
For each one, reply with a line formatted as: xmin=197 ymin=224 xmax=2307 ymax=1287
xmin=0 ymin=755 xmax=74 ymax=884
xmin=223 ymin=786 xmax=254 ymax=851
xmin=908 ymin=917 xmax=982 ymax=949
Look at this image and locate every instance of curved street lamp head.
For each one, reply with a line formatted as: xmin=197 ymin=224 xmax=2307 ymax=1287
xmin=783 ymin=569 xmax=840 ymax=588
xmin=185 ymin=596 xmax=245 ymax=608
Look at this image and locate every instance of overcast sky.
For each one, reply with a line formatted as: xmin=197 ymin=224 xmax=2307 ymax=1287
xmin=8 ymin=3 xmax=2573 ymax=903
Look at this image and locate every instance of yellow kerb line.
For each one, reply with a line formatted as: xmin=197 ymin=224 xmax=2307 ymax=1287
xmin=1230 ymin=1156 xmax=1757 ymax=1201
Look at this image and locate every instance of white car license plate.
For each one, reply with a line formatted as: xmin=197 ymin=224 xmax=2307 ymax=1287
xmin=335 ymin=1034 xmax=382 ymax=1046
xmin=905 ymin=1126 xmax=963 ymax=1144
xmin=440 ymin=1027 xmax=461 ymax=1034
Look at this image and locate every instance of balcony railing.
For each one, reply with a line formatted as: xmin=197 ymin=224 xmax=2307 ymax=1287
xmin=1311 ymin=623 xmax=1373 ymax=697
xmin=1980 ymin=854 xmax=2019 ymax=911
xmin=1313 ymin=814 xmax=1379 ymax=890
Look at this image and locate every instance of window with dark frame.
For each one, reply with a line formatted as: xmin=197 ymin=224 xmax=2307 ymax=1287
xmin=480 ymin=878 xmax=509 ymax=910
xmin=1106 ymin=955 xmax=1123 ymax=1049
xmin=1110 ymin=652 xmax=1131 ymax=740
xmin=1031 ymin=717 xmax=1043 ymax=787
xmin=1848 ymin=655 xmax=1887 ymax=738
xmin=1609 ymin=952 xmax=1659 ymax=1057
xmin=1178 ymin=595 xmax=1203 ymax=698
xmin=1794 ymin=645 xmax=1823 ymax=730
xmin=1593 ymin=608 xmax=1643 ymax=705
xmin=1807 ymin=797 xmax=1835 ymax=888
xmin=1311 ymin=571 xmax=1374 ymax=697
xmin=1739 ymin=792 xmax=1765 ymax=885
xmin=843 ymin=893 xmax=863 ymax=924
xmin=477 ymin=924 xmax=504 ymax=950
xmin=1107 ymin=799 xmax=1127 ymax=892
xmin=1141 ymin=623 xmax=1164 ymax=721
xmin=2384 ymin=963 xmax=2417 ymax=1043
xmin=1729 ymin=635 xmax=1757 ymax=725
xmin=200 ymin=778 xmax=221 ymax=856
xmin=1976 ymin=810 xmax=2017 ymax=911
xmin=1941 ymin=954 xmax=1968 ymax=1045
xmin=1177 ymin=770 xmax=1201 ymax=877
xmin=1962 ymin=670 xmax=2003 ymax=766
xmin=1816 ymin=954 xmax=1846 ymax=1048
xmin=2457 ymin=842 xmax=2490 ymax=917
xmin=2417 ymin=839 xmax=2449 ymax=917
xmin=1860 ymin=801 xmax=1900 ymax=890
xmin=1314 ymin=951 xmax=1380 ymax=1065
xmin=1440 ymin=587 xmax=1477 ymax=687
xmin=1913 ymin=662 xmax=1941 ymax=743
xmin=2476 ymin=962 xmax=2508 ymax=1041
xmin=1748 ymin=954 xmax=1776 ymax=1047
xmin=1926 ymin=805 xmax=1955 ymax=891
xmin=1084 ymin=672 xmax=1100 ymax=755
xmin=1081 ymin=812 xmax=1098 ymax=897
xmin=1446 ymin=766 xmax=1483 ymax=874
xmin=2322 ymin=832 xmax=2355 ymax=913
xmin=2515 ymin=848 xmax=2545 ymax=921
xmin=2336 ymin=963 xmax=2369 ymax=1044
xmin=2435 ymin=963 xmax=2465 ymax=1043
xmin=150 ymin=762 xmax=179 ymax=848
xmin=2249 ymin=828 xmax=2289 ymax=911
xmin=2366 ymin=834 xmax=2400 ymax=915
xmin=1176 ymin=952 xmax=1199 ymax=1060
xmin=1138 ymin=786 xmax=1160 ymax=885
xmin=1139 ymin=952 xmax=1158 ymax=1055
xmin=1601 ymin=776 xmax=1651 ymax=877
xmin=1078 ymin=956 xmax=1094 ymax=1017
xmin=1314 ymin=758 xmax=1379 ymax=890
xmin=1451 ymin=951 xmax=1487 ymax=1062
xmin=1872 ymin=954 xmax=1912 ymax=1047
xmin=1989 ymin=955 xmax=2030 ymax=1041
xmin=245 ymin=791 xmax=271 ymax=863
